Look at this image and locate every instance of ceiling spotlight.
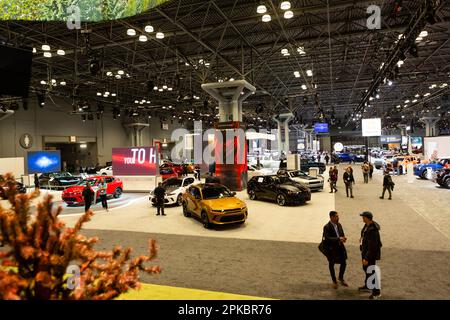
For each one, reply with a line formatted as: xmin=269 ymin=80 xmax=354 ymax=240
xmin=135 ymin=100 xmax=139 ymax=104
xmin=127 ymin=28 xmax=136 ymax=36
xmin=60 ymin=81 xmax=66 ymax=86
xmin=257 ymin=4 xmax=267 ymax=14
xmin=284 ymin=10 xmax=293 ymax=19
xmin=301 ymin=84 xmax=307 ymax=90
xmin=415 ymin=94 xmax=420 ymax=98
xmin=405 ymin=100 xmax=410 ymax=103
xmin=118 ymin=70 xmax=125 ymax=75
xmin=40 ymin=80 xmax=46 ymax=85
xmin=153 ymin=86 xmax=158 ymax=90
xmin=168 ymin=87 xmax=173 ymax=91
xmin=280 ymin=1 xmax=291 ymax=10
xmin=294 ymin=71 xmax=300 ymax=78
xmin=306 ymin=69 xmax=313 ymax=76
xmin=156 ymin=32 xmax=164 ymax=39
xmin=397 ymin=60 xmax=404 ymax=67
xmin=57 ymin=49 xmax=65 ymax=55
xmin=43 ymin=52 xmax=52 ymax=58
xmin=145 ymin=25 xmax=154 ymax=33
xmin=115 ymin=75 xmax=121 ymax=79
xmin=262 ymin=14 xmax=271 ymax=22
xmin=139 ymin=35 xmax=148 ymax=42
xmin=297 ymin=47 xmax=306 ymax=55
xmin=419 ymin=30 xmax=428 ymax=37
xmin=41 ymin=44 xmax=50 ymax=51
xmin=163 ymin=85 xmax=168 ymax=89
xmin=111 ymin=93 xmax=116 ymax=97
xmin=106 ymin=71 xmax=113 ymax=76
xmin=97 ymin=92 xmax=102 ymax=96
xmin=32 ymin=47 xmax=37 ymax=53
xmin=280 ymin=48 xmax=288 ymax=54
xmin=89 ymin=58 xmax=100 ymax=75
xmin=424 ymin=92 xmax=430 ymax=97
xmin=158 ymin=88 xmax=163 ymax=92
xmin=412 ymin=99 xmax=417 ymax=103
xmin=388 ymin=80 xmax=393 ymax=86
xmin=104 ymin=91 xmax=110 ymax=95
xmin=416 ymin=36 xmax=423 ymax=42
xmin=229 ymin=78 xmax=235 ymax=81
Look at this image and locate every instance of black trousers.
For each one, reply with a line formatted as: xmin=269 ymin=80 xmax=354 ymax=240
xmin=363 ymin=259 xmax=381 ymax=295
xmin=84 ymin=199 xmax=92 ymax=212
xmin=329 ymin=261 xmax=346 ymax=283
xmin=363 ymin=173 xmax=369 ymax=183
xmin=345 ymin=183 xmax=353 ymax=197
xmin=156 ymin=199 xmax=165 ymax=215
xmin=381 ymin=186 xmax=392 ymax=198
xmin=100 ymin=194 xmax=108 ymax=209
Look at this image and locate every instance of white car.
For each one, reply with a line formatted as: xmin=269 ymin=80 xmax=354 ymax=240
xmin=247 ymin=165 xmax=278 ymax=180
xmin=277 ymin=169 xmax=324 ymax=191
xmin=98 ymin=166 xmax=113 ymax=176
xmin=149 ymin=176 xmax=199 ymax=206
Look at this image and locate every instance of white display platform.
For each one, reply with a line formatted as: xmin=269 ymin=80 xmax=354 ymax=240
xmin=117 ymin=175 xmax=162 ymax=193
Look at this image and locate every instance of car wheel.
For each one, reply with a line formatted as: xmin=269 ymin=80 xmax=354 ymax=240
xmin=248 ymin=190 xmax=257 ymax=200
xmin=446 ymin=178 xmax=450 ymax=189
xmin=276 ymin=193 xmax=287 ymax=206
xmin=420 ymin=170 xmax=427 ymax=179
xmin=201 ymin=211 xmax=211 ymax=229
xmin=113 ymin=187 xmax=122 ymax=198
xmin=177 ymin=194 xmax=183 ymax=206
xmin=182 ymin=202 xmax=190 ymax=217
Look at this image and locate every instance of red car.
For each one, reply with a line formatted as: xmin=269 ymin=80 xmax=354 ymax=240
xmin=62 ymin=176 xmax=123 ymax=206
xmin=160 ymin=167 xmax=178 ymax=180
xmin=160 ymin=160 xmax=184 ymax=176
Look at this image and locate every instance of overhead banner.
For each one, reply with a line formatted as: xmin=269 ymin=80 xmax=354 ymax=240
xmin=27 ymin=150 xmax=61 ymax=174
xmin=362 ymin=118 xmax=381 ymax=137
xmin=380 ymin=135 xmax=401 ymax=144
xmin=112 ymin=147 xmax=158 ymax=176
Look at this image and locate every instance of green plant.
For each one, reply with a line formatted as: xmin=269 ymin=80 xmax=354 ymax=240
xmin=0 ymin=173 xmax=161 ymax=300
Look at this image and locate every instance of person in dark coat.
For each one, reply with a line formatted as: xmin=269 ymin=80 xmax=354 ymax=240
xmin=359 ymin=211 xmax=382 ymax=299
xmin=322 ymin=211 xmax=348 ymax=289
xmin=324 ymin=154 xmax=330 ymax=165
xmin=369 ymin=162 xmax=374 ymax=180
xmin=82 ymin=182 xmax=95 ymax=212
xmin=153 ymin=182 xmax=166 ymax=216
xmin=328 ymin=167 xmax=338 ymax=193
xmin=343 ymin=166 xmax=355 ymax=198
xmin=380 ymin=171 xmax=394 ymax=200
xmin=34 ymin=173 xmax=40 ymax=191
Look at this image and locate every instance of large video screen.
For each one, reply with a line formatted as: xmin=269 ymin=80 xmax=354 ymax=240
xmin=362 ymin=118 xmax=381 ymax=137
xmin=314 ymin=123 xmax=329 ymax=134
xmin=27 ymin=151 xmax=61 ymax=174
xmin=112 ymin=147 xmax=158 ymax=176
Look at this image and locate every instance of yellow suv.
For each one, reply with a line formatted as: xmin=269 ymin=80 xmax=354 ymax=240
xmin=182 ymin=183 xmax=248 ymax=229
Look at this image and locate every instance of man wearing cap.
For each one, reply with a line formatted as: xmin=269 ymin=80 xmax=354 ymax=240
xmin=322 ymin=211 xmax=348 ymax=289
xmin=359 ymin=211 xmax=382 ymax=299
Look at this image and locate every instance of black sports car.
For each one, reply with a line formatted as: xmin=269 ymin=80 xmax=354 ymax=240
xmin=300 ymin=160 xmax=326 ymax=174
xmin=434 ymin=168 xmax=450 ymax=188
xmin=38 ymin=172 xmax=81 ymax=188
xmin=247 ymin=175 xmax=311 ymax=206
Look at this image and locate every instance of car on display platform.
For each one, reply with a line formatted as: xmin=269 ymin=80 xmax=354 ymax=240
xmin=337 ymin=153 xmax=365 ymax=163
xmin=149 ymin=176 xmax=198 ymax=206
xmin=247 ymin=175 xmax=311 ymax=206
xmin=38 ymin=172 xmax=81 ymax=188
xmin=159 ymin=167 xmax=178 ymax=180
xmin=0 ymin=180 xmax=27 ymax=199
xmin=247 ymin=165 xmax=277 ymax=180
xmin=434 ymin=168 xmax=450 ymax=188
xmin=61 ymin=176 xmax=123 ymax=206
xmin=414 ymin=158 xmax=450 ymax=179
xmin=300 ymin=160 xmax=326 ymax=174
xmin=160 ymin=160 xmax=184 ymax=176
xmin=98 ymin=166 xmax=113 ymax=176
xmin=181 ymin=183 xmax=248 ymax=229
xmin=277 ymin=169 xmax=324 ymax=192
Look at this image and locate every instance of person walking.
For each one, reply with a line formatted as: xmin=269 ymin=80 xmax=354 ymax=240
xmin=34 ymin=173 xmax=40 ymax=192
xmin=369 ymin=162 xmax=374 ymax=180
xmin=362 ymin=162 xmax=370 ymax=184
xmin=358 ymin=211 xmax=382 ymax=299
xmin=328 ymin=167 xmax=338 ymax=193
xmin=380 ymin=171 xmax=394 ymax=200
xmin=322 ymin=211 xmax=348 ymax=289
xmin=154 ymin=182 xmax=166 ymax=216
xmin=82 ymin=182 xmax=95 ymax=212
xmin=325 ymin=153 xmax=330 ymax=166
xmin=343 ymin=166 xmax=355 ymax=198
xmin=98 ymin=178 xmax=109 ymax=212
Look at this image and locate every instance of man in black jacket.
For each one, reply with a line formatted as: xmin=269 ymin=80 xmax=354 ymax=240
xmin=380 ymin=171 xmax=394 ymax=200
xmin=323 ymin=211 xmax=348 ymax=289
xmin=343 ymin=166 xmax=355 ymax=198
xmin=359 ymin=211 xmax=382 ymax=299
xmin=154 ymin=182 xmax=166 ymax=216
xmin=82 ymin=182 xmax=95 ymax=212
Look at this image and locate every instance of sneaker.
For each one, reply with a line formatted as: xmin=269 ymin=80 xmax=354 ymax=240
xmin=339 ymin=279 xmax=349 ymax=287
xmin=162 ymin=214 xmax=166 ymax=216
xmin=332 ymin=282 xmax=338 ymax=289
xmin=379 ymin=197 xmax=384 ymax=199
xmin=369 ymin=293 xmax=381 ymax=300
xmin=358 ymin=286 xmax=370 ymax=292
xmin=329 ymin=191 xmax=333 ymax=193
xmin=388 ymin=198 xmax=392 ymax=200
xmin=156 ymin=214 xmax=160 ymax=216
xmin=351 ymin=196 xmax=354 ymax=198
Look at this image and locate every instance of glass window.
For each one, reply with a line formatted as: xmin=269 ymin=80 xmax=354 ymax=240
xmin=202 ymin=186 xmax=232 ymax=199
xmin=163 ymin=178 xmax=182 ymax=188
xmin=77 ymin=178 xmax=98 ymax=186
xmin=184 ymin=178 xmax=194 ymax=186
xmin=105 ymin=177 xmax=114 ymax=183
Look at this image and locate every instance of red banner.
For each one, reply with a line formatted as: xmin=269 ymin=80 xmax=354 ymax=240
xmin=112 ymin=147 xmax=158 ymax=176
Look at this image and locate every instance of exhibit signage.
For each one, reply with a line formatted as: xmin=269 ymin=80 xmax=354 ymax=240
xmin=27 ymin=151 xmax=61 ymax=174
xmin=362 ymin=118 xmax=381 ymax=137
xmin=112 ymin=147 xmax=158 ymax=176
xmin=380 ymin=135 xmax=401 ymax=144
xmin=314 ymin=123 xmax=329 ymax=134
xmin=334 ymin=142 xmax=344 ymax=152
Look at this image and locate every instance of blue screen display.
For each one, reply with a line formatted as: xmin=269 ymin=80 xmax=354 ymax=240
xmin=27 ymin=151 xmax=61 ymax=174
xmin=314 ymin=123 xmax=329 ymax=134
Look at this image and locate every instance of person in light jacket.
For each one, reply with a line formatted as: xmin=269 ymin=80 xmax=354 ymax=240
xmin=98 ymin=178 xmax=108 ymax=212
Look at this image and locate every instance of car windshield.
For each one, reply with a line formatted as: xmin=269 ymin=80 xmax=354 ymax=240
xmin=162 ymin=178 xmax=182 ymax=189
xmin=290 ymin=171 xmax=307 ymax=178
xmin=160 ymin=168 xmax=173 ymax=174
xmin=56 ymin=172 xmax=73 ymax=177
xmin=202 ymin=186 xmax=233 ymax=199
xmin=271 ymin=176 xmax=291 ymax=184
xmin=77 ymin=178 xmax=98 ymax=186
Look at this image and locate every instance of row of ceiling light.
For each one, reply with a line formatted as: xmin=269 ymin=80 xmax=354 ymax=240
xmin=34 ymin=44 xmax=65 ymax=58
xmin=106 ymin=70 xmax=131 ymax=79
xmin=281 ymin=47 xmax=306 ymax=57
xmin=257 ymin=1 xmax=294 ymax=22
xmin=126 ymin=25 xmax=164 ymax=40
xmin=97 ymin=91 xmax=117 ymax=98
xmin=40 ymin=79 xmax=66 ymax=86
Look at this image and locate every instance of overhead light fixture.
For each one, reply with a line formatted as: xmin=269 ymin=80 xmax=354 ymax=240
xmin=280 ymin=1 xmax=291 ymax=10
xmin=297 ymin=47 xmax=306 ymax=55
xmin=156 ymin=32 xmax=164 ymax=39
xmin=43 ymin=52 xmax=52 ymax=58
xmin=153 ymin=86 xmax=158 ymax=90
xmin=41 ymin=44 xmax=50 ymax=51
xmin=388 ymin=80 xmax=393 ymax=86
xmin=416 ymin=36 xmax=423 ymax=42
xmin=424 ymin=92 xmax=430 ymax=97
xmin=284 ymin=10 xmax=293 ymax=19
xmin=168 ymin=87 xmax=173 ymax=91
xmin=281 ymin=48 xmax=288 ymax=55
xmin=229 ymin=78 xmax=235 ymax=81
xmin=145 ymin=25 xmax=154 ymax=33
xmin=396 ymin=105 xmax=401 ymax=108
xmin=163 ymin=85 xmax=168 ymax=89
xmin=104 ymin=91 xmax=110 ymax=95
xmin=127 ymin=28 xmax=136 ymax=36
xmin=398 ymin=33 xmax=403 ymax=40
xmin=40 ymin=80 xmax=46 ymax=85
xmin=415 ymin=94 xmax=420 ymax=97
xmin=57 ymin=49 xmax=65 ymax=55
xmin=134 ymin=100 xmax=139 ymax=104
xmin=97 ymin=92 xmax=102 ymax=96
xmin=111 ymin=93 xmax=116 ymax=97
xmin=118 ymin=70 xmax=124 ymax=75
xmin=32 ymin=47 xmax=37 ymax=53
xmin=301 ymin=84 xmax=307 ymax=90
xmin=262 ymin=14 xmax=271 ymax=22
xmin=158 ymin=88 xmax=163 ymax=92
xmin=60 ymin=81 xmax=66 ymax=86
xmin=106 ymin=71 xmax=113 ymax=76
xmin=419 ymin=30 xmax=428 ymax=37
xmin=412 ymin=99 xmax=417 ymax=103
xmin=405 ymin=100 xmax=410 ymax=103
xmin=115 ymin=74 xmax=121 ymax=79
xmin=139 ymin=35 xmax=148 ymax=42
xmin=306 ymin=69 xmax=313 ymax=76
xmin=294 ymin=71 xmax=300 ymax=78
xmin=257 ymin=4 xmax=267 ymax=14
xmin=397 ymin=60 xmax=404 ymax=67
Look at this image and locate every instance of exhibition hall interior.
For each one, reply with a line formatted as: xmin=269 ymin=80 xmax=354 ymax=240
xmin=1 ymin=0 xmax=450 ymax=302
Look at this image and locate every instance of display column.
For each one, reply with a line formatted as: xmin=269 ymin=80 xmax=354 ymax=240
xmin=202 ymin=80 xmax=256 ymax=190
xmin=420 ymin=117 xmax=440 ymax=137
xmin=272 ymin=113 xmax=294 ymax=155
